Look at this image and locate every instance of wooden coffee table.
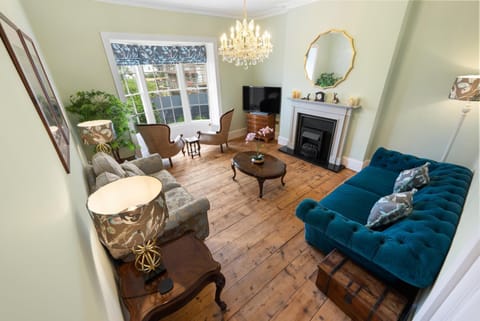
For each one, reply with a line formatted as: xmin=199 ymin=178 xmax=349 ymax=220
xmin=231 ymin=151 xmax=287 ymax=198
xmin=117 ymin=232 xmax=227 ymax=321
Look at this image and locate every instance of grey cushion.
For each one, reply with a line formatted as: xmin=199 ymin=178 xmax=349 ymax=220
xmin=95 ymin=172 xmax=121 ymax=190
xmin=152 ymin=169 xmax=181 ymax=192
xmin=121 ymin=162 xmax=145 ymax=177
xmin=92 ymin=152 xmax=126 ymax=177
xmin=393 ymin=162 xmax=430 ymax=193
xmin=366 ymin=189 xmax=416 ymax=229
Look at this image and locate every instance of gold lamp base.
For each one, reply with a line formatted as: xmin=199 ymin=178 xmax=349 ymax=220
xmin=96 ymin=142 xmax=113 ymax=155
xmin=132 ymin=240 xmax=172 ymax=290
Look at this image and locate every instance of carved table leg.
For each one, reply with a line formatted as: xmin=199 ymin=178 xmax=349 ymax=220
xmin=214 ymin=272 xmax=227 ymax=311
xmin=281 ymin=170 xmax=286 ymax=186
xmin=231 ymin=163 xmax=237 ymax=180
xmin=257 ymin=178 xmax=266 ymax=198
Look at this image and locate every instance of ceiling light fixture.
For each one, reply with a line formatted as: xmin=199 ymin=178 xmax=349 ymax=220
xmin=219 ymin=0 xmax=273 ymax=69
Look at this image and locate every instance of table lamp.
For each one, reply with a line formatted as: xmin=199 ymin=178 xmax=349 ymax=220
xmin=87 ymin=176 xmax=173 ymax=292
xmin=77 ymin=119 xmax=115 ymax=155
xmin=441 ymin=75 xmax=479 ymax=161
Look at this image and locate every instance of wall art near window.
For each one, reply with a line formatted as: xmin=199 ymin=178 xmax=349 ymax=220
xmin=0 ymin=12 xmax=70 ymax=173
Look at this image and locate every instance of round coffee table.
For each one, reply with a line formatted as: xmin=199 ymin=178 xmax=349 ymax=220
xmin=231 ymin=151 xmax=287 ymax=198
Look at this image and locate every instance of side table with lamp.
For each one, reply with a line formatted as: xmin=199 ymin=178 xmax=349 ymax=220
xmin=86 ymin=175 xmax=227 ymax=320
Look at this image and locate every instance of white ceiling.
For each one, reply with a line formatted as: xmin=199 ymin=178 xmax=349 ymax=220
xmin=98 ymin=0 xmax=320 ymax=19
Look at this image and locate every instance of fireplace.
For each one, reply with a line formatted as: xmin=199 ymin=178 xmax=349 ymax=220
xmin=294 ymin=114 xmax=336 ymax=165
xmin=279 ymin=98 xmax=359 ymax=172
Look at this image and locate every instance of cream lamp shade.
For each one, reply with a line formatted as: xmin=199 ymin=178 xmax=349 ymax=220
xmin=87 ymin=176 xmax=167 ymax=260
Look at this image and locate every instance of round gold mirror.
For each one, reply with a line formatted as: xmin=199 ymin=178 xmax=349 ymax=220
xmin=304 ymin=29 xmax=356 ymax=89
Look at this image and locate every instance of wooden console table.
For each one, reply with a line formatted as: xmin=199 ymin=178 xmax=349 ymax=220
xmin=117 ymin=232 xmax=227 ymax=321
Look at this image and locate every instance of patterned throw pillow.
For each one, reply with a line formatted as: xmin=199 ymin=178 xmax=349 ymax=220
xmin=121 ymin=162 xmax=145 ymax=177
xmin=366 ymin=189 xmax=417 ymax=229
xmin=393 ymin=162 xmax=430 ymax=193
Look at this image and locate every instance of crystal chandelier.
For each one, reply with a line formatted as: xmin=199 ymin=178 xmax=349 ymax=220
xmin=219 ymin=0 xmax=273 ymax=69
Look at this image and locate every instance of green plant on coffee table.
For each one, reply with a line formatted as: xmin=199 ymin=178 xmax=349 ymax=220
xmin=315 ymin=72 xmax=340 ymax=88
xmin=66 ymin=90 xmax=135 ymax=150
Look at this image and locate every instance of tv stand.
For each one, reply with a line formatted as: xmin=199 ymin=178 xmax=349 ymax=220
xmin=246 ymin=112 xmax=275 ymax=143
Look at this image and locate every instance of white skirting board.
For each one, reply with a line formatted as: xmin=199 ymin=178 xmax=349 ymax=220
xmin=341 ymin=156 xmax=366 ymax=172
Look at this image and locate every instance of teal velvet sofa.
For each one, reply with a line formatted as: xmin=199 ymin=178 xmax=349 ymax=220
xmin=296 ymin=147 xmax=473 ymax=288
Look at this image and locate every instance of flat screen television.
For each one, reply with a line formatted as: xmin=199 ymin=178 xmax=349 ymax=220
xmin=242 ymin=86 xmax=282 ymax=114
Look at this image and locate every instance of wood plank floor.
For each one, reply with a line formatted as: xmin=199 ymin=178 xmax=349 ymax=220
xmin=162 ymin=138 xmax=355 ymax=321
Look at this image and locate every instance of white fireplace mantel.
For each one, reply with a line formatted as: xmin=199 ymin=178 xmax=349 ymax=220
xmin=284 ymin=98 xmax=360 ymax=167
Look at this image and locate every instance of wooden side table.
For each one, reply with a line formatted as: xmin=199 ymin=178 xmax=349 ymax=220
xmin=184 ymin=136 xmax=201 ymax=158
xmin=117 ymin=232 xmax=227 ymax=321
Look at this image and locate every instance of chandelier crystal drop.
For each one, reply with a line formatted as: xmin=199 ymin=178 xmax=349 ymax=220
xmin=219 ymin=0 xmax=273 ymax=69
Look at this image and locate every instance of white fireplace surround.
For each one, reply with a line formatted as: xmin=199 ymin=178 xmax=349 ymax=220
xmin=281 ymin=98 xmax=359 ymax=167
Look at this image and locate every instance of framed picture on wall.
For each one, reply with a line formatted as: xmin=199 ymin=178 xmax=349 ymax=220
xmin=0 ymin=12 xmax=70 ymax=173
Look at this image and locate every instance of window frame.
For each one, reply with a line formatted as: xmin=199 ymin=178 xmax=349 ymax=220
xmin=101 ymin=32 xmax=222 ymax=138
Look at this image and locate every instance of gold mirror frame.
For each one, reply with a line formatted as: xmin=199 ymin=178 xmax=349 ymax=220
xmin=304 ymin=29 xmax=356 ymax=89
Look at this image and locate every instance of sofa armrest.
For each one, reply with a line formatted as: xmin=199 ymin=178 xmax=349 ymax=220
xmin=165 ymin=197 xmax=210 ymax=229
xmin=129 ymin=154 xmax=164 ymax=174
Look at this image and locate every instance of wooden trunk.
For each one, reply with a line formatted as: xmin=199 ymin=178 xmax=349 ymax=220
xmin=316 ymin=249 xmax=409 ymax=321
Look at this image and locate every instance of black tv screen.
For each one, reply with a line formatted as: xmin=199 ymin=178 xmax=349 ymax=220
xmin=242 ymin=86 xmax=282 ymax=114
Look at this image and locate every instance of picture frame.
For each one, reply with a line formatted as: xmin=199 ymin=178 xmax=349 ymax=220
xmin=0 ymin=13 xmax=70 ymax=173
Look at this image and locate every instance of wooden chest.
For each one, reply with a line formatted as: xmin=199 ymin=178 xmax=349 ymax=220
xmin=316 ymin=249 xmax=409 ymax=321
xmin=246 ymin=112 xmax=275 ymax=142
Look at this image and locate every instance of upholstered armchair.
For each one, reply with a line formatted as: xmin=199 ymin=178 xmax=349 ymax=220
xmin=197 ymin=109 xmax=234 ymax=153
xmin=137 ymin=123 xmax=185 ymax=167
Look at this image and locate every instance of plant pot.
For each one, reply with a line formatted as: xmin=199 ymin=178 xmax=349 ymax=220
xmin=251 ymin=155 xmax=264 ymax=164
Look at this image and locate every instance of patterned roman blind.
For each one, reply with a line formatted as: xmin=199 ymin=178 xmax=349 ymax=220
xmin=110 ymin=43 xmax=207 ymax=65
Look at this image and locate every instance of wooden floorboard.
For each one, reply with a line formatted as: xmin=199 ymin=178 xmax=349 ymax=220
xmin=161 ymin=138 xmax=354 ymax=321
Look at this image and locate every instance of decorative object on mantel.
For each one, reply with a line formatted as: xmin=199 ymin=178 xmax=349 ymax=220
xmin=315 ymin=91 xmax=325 ymax=102
xmin=302 ymin=93 xmax=311 ymax=100
xmin=441 ymin=75 xmax=479 ymax=161
xmin=87 ymin=176 xmax=174 ymax=290
xmin=332 ymin=93 xmax=340 ymax=104
xmin=77 ymin=119 xmax=115 ymax=156
xmin=292 ymin=90 xmax=302 ymax=99
xmin=245 ymin=126 xmax=274 ymax=164
xmin=0 ymin=13 xmax=70 ymax=173
xmin=305 ymin=29 xmax=356 ymax=89
xmin=218 ymin=0 xmax=272 ymax=69
xmin=348 ymin=97 xmax=361 ymax=107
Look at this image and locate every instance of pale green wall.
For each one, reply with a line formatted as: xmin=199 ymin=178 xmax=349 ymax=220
xmin=254 ymin=1 xmax=410 ymax=162
xmin=371 ymin=0 xmax=479 ymax=169
xmin=19 ymin=0 xmax=254 ymax=132
xmin=0 ymin=1 xmax=109 ymax=320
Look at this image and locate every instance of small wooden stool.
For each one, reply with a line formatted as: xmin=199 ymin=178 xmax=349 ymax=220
xmin=184 ymin=136 xmax=201 ymax=158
